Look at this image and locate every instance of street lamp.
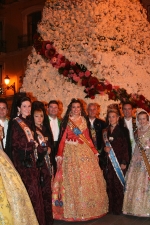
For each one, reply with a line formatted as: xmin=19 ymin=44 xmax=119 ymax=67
xmin=4 ymin=75 xmax=10 ymax=85
xmin=4 ymin=75 xmax=16 ymax=94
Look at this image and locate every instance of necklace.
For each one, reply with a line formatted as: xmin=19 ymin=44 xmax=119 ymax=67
xmin=139 ymin=124 xmax=150 ymax=132
xmin=70 ymin=116 xmax=81 ymax=121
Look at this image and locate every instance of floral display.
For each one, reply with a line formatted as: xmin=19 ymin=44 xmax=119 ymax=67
xmin=33 ymin=33 xmax=150 ymax=112
xmin=21 ymin=0 xmax=150 ymax=118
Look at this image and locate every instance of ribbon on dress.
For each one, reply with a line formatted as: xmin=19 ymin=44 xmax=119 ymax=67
xmin=36 ymin=129 xmax=53 ymax=177
xmin=68 ymin=118 xmax=91 ymax=148
xmin=15 ymin=117 xmax=34 ymax=142
xmin=103 ymin=129 xmax=125 ymax=187
xmin=134 ymin=130 xmax=150 ymax=180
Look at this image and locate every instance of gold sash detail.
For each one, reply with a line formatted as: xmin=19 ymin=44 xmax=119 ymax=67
xmin=15 ymin=117 xmax=34 ymax=142
xmin=68 ymin=118 xmax=91 ymax=148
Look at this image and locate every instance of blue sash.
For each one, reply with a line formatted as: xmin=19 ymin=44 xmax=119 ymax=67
xmin=103 ymin=129 xmax=125 ymax=187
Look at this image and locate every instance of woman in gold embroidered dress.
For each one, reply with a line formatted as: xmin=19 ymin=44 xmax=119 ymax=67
xmin=0 ymin=138 xmax=39 ymax=224
xmin=52 ymin=98 xmax=108 ymax=221
xmin=123 ymin=109 xmax=150 ymax=217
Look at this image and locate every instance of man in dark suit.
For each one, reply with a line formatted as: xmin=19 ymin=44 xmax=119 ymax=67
xmin=47 ymin=100 xmax=62 ymax=174
xmin=87 ymin=103 xmax=107 ymax=154
xmin=47 ymin=100 xmax=61 ymax=155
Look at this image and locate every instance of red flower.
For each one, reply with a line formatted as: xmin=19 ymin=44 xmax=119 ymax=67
xmin=135 ymin=100 xmax=145 ymax=108
xmin=91 ymin=96 xmax=95 ymax=99
xmin=82 ymin=78 xmax=90 ymax=87
xmin=45 ymin=42 xmax=54 ymax=49
xmin=106 ymin=84 xmax=112 ymax=91
xmin=72 ymin=74 xmax=81 ymax=82
xmin=50 ymin=56 xmax=57 ymax=65
xmin=88 ymin=77 xmax=99 ymax=87
xmin=79 ymin=72 xmax=85 ymax=78
xmin=42 ymin=41 xmax=52 ymax=49
xmin=108 ymin=91 xmax=116 ymax=100
xmin=113 ymin=85 xmax=120 ymax=90
xmin=73 ymin=65 xmax=81 ymax=74
xmin=87 ymin=89 xmax=96 ymax=99
xmin=33 ymin=34 xmax=44 ymax=55
xmin=139 ymin=94 xmax=145 ymax=101
xmin=65 ymin=60 xmax=71 ymax=70
xmin=63 ymin=70 xmax=69 ymax=77
xmin=96 ymin=84 xmax=105 ymax=92
xmin=85 ymin=70 xmax=91 ymax=77
xmin=144 ymin=106 xmax=150 ymax=113
xmin=45 ymin=46 xmax=56 ymax=59
xmin=50 ymin=54 xmax=66 ymax=69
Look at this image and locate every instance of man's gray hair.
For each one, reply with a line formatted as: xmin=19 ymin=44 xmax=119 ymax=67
xmin=87 ymin=103 xmax=98 ymax=110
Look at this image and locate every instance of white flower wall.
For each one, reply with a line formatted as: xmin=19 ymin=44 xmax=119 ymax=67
xmin=21 ymin=0 xmax=150 ymax=118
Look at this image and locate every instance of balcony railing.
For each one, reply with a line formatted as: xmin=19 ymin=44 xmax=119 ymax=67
xmin=18 ymin=34 xmax=34 ymax=48
xmin=0 ymin=40 xmax=6 ymax=52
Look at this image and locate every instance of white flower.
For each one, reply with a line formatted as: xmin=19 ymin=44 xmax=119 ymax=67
xmin=22 ymin=0 xmax=150 ymax=119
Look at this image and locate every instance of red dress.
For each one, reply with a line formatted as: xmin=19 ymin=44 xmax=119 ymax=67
xmin=52 ymin=117 xmax=108 ymax=221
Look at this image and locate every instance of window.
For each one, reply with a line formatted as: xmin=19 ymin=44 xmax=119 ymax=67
xmin=19 ymin=5 xmax=43 ymax=48
xmin=0 ymin=21 xmax=6 ymax=52
xmin=27 ymin=11 xmax=41 ymax=40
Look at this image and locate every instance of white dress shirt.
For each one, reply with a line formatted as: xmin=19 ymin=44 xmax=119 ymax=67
xmin=49 ymin=116 xmax=59 ymax=141
xmin=89 ymin=118 xmax=96 ymax=128
xmin=0 ymin=119 xmax=8 ymax=150
xmin=125 ymin=118 xmax=136 ymax=154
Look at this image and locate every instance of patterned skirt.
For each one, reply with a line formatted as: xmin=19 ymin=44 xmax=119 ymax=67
xmin=123 ymin=147 xmax=150 ymax=217
xmin=0 ymin=173 xmax=14 ymax=224
xmin=52 ymin=141 xmax=108 ymax=221
xmin=0 ymin=150 xmax=39 ymax=225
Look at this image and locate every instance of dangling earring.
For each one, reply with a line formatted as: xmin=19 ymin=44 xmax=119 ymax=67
xmin=17 ymin=110 xmax=20 ymax=116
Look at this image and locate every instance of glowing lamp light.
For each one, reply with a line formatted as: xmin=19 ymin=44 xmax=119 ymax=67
xmin=4 ymin=75 xmax=16 ymax=94
xmin=4 ymin=75 xmax=10 ymax=85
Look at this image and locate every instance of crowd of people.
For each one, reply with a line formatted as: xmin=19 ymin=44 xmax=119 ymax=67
xmin=0 ymin=92 xmax=150 ymax=224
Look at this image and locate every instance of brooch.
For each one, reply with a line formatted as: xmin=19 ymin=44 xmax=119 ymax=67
xmin=109 ymin=136 xmax=114 ymax=141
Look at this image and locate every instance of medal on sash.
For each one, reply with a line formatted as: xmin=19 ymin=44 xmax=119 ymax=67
xmin=36 ymin=129 xmax=53 ymax=176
